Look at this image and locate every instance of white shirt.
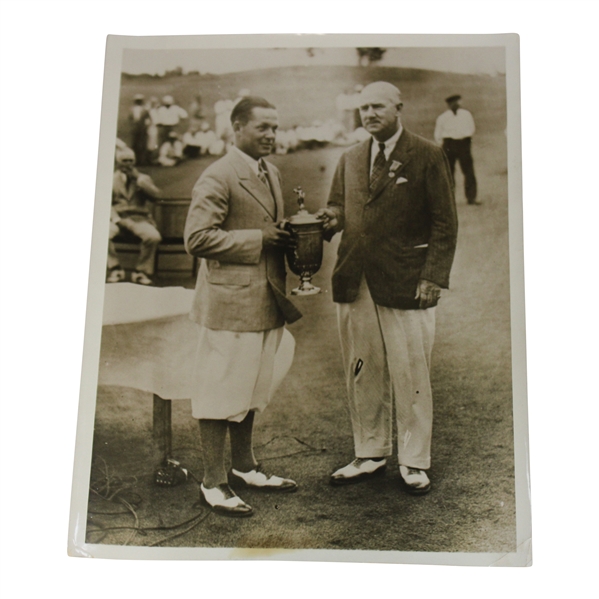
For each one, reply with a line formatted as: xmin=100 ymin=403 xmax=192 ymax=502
xmin=156 ymin=105 xmax=188 ymax=126
xmin=434 ymin=108 xmax=475 ymax=144
xmin=369 ymin=124 xmax=403 ymax=174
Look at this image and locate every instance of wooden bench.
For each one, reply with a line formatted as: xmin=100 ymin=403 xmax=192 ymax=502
xmin=112 ymin=198 xmax=197 ymax=277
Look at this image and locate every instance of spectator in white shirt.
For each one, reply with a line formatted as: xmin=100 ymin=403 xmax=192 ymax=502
xmin=156 ymin=95 xmax=188 ymax=148
xmin=434 ymin=95 xmax=479 ymax=205
xmin=158 ymin=131 xmax=184 ymax=167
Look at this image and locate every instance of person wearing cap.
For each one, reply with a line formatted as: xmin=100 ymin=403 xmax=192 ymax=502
xmin=317 ymin=81 xmax=457 ymax=495
xmin=157 ymin=131 xmax=184 ymax=167
xmin=434 ymin=95 xmax=479 ymax=205
xmin=128 ymin=94 xmax=150 ymax=165
xmin=107 ymin=147 xmax=162 ymax=285
xmin=155 ymin=95 xmax=188 ymax=148
xmin=184 ymin=96 xmax=301 ymax=517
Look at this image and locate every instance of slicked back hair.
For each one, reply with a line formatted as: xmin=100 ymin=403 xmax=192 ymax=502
xmin=230 ymin=96 xmax=276 ymax=126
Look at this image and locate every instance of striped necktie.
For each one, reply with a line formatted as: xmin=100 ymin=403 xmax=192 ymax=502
xmin=369 ymin=142 xmax=387 ymax=192
xmin=258 ymin=159 xmax=273 ymax=196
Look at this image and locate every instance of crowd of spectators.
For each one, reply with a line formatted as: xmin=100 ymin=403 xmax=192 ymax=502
xmin=121 ymin=86 xmax=375 ymax=168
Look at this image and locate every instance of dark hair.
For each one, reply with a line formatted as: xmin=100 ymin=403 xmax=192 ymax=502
xmin=230 ymin=96 xmax=276 ymax=126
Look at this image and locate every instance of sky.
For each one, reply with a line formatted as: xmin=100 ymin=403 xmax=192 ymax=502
xmin=122 ymin=46 xmax=506 ymax=77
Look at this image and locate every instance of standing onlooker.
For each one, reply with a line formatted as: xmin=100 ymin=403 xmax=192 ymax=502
xmin=189 ymin=93 xmax=205 ymax=121
xmin=434 ymin=94 xmax=479 ymax=205
xmin=146 ymin=96 xmax=161 ymax=159
xmin=156 ymin=95 xmax=188 ymax=148
xmin=128 ymin=94 xmax=150 ymax=165
xmin=107 ymin=147 xmax=162 ymax=285
xmin=214 ymin=98 xmax=235 ymax=148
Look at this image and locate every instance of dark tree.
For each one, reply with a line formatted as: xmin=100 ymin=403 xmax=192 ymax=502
xmin=356 ymin=47 xmax=387 ymax=66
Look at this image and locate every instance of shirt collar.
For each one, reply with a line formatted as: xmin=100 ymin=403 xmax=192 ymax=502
xmin=232 ymin=145 xmax=261 ymax=175
xmin=372 ymin=124 xmax=403 ymax=154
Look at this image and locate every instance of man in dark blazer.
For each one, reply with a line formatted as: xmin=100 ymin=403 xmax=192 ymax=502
xmin=184 ymin=97 xmax=301 ymax=517
xmin=318 ymin=81 xmax=458 ymax=495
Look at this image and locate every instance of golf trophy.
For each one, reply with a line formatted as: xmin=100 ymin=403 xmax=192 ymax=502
xmin=284 ymin=186 xmax=324 ymax=295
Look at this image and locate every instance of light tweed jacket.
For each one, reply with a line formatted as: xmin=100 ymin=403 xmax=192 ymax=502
xmin=184 ymin=149 xmax=302 ymax=332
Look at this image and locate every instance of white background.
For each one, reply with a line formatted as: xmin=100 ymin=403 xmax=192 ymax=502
xmin=1 ymin=0 xmax=597 ymax=596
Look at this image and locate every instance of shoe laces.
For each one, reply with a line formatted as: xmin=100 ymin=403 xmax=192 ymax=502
xmin=405 ymin=467 xmax=424 ymax=476
xmin=353 ymin=457 xmax=384 ymax=467
xmin=253 ymin=463 xmax=274 ymax=478
xmin=214 ymin=483 xmax=235 ymax=499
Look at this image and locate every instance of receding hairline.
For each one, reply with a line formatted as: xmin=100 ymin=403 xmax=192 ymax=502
xmin=360 ymin=81 xmax=402 ymax=105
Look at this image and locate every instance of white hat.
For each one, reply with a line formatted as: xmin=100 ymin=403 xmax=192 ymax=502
xmin=162 ymin=95 xmax=174 ymax=105
xmin=115 ymin=147 xmax=136 ymax=163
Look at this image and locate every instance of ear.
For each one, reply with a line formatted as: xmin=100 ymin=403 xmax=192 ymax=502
xmin=232 ymin=120 xmax=241 ymax=132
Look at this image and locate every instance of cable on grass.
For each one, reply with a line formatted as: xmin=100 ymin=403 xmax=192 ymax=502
xmin=87 ymin=460 xmax=212 ymax=545
xmin=254 ymin=434 xmax=327 ymax=461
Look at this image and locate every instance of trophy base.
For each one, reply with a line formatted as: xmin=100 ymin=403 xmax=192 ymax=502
xmin=291 ymin=284 xmax=321 ymax=296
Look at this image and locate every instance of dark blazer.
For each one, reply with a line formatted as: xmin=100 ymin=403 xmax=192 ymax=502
xmin=184 ymin=149 xmax=302 ymax=332
xmin=327 ymin=128 xmax=458 ymax=310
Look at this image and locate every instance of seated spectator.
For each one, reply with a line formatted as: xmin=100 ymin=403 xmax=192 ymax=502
xmin=347 ymin=126 xmax=371 ymax=144
xmin=107 ymin=147 xmax=162 ymax=286
xmin=183 ymin=120 xmax=219 ymax=157
xmin=182 ymin=122 xmax=203 ymax=158
xmin=275 ymin=128 xmax=300 ymax=155
xmin=197 ymin=120 xmax=220 ymax=155
xmin=158 ymin=131 xmax=184 ymax=167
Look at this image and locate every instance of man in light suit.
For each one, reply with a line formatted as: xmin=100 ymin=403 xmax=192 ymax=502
xmin=184 ymin=97 xmax=301 ymax=517
xmin=318 ymin=82 xmax=458 ymax=495
xmin=107 ymin=146 xmax=161 ymax=285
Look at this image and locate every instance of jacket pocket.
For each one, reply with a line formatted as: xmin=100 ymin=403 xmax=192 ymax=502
xmin=208 ymin=269 xmax=251 ymax=286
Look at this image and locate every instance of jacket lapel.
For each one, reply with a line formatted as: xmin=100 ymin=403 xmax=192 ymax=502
xmin=367 ymin=129 xmax=413 ymax=203
xmin=229 ymin=150 xmax=277 ymax=219
xmin=263 ymin=160 xmax=283 ymax=220
xmin=355 ymin=140 xmax=371 ymax=199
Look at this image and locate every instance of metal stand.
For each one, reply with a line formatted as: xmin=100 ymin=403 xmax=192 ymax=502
xmin=152 ymin=395 xmax=188 ymax=487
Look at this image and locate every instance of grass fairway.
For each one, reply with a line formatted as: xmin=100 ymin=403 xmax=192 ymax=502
xmin=87 ymin=65 xmax=516 ymax=553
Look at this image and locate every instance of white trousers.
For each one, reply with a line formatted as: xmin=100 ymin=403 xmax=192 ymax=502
xmin=336 ymin=277 xmax=436 ymax=469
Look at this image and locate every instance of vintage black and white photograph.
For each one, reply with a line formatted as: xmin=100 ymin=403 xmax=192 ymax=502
xmin=68 ymin=33 xmax=529 ymax=564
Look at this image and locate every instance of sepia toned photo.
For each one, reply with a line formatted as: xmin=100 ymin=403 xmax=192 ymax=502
xmin=68 ymin=33 xmax=529 ymax=565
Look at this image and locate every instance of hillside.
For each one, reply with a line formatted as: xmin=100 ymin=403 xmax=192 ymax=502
xmin=118 ymin=65 xmax=506 ymax=141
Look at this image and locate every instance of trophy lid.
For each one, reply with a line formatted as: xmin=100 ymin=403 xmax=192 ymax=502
xmin=288 ymin=210 xmax=322 ymax=225
xmin=288 ymin=185 xmax=323 ymax=226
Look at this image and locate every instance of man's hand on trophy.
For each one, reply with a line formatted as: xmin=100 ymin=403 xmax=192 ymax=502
xmin=315 ymin=208 xmax=338 ymax=232
xmin=262 ymin=222 xmax=296 ymax=249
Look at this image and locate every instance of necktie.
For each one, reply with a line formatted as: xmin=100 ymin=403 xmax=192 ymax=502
xmin=257 ymin=159 xmax=273 ymax=196
xmin=369 ymin=142 xmax=387 ymax=192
